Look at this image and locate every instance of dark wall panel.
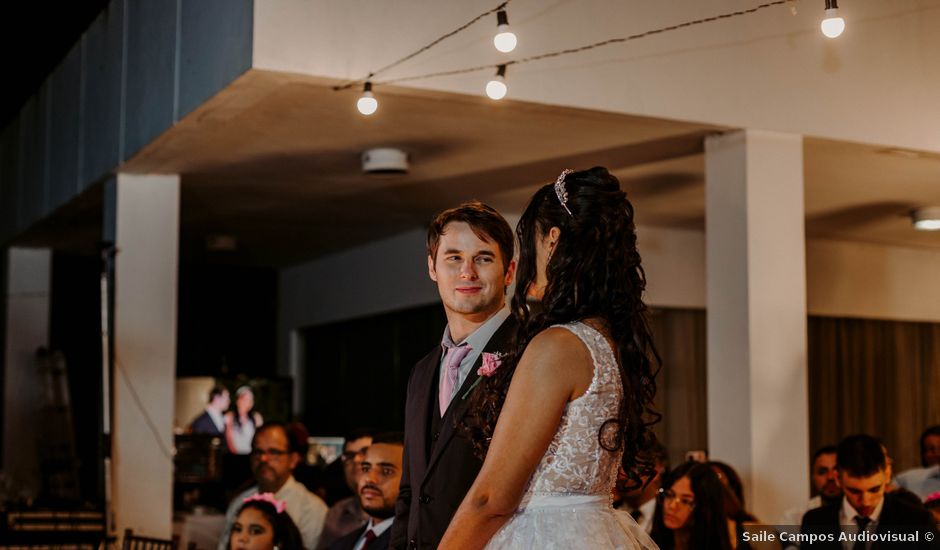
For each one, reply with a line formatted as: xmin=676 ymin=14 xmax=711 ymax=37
xmin=17 ymin=95 xmax=46 ymax=233
xmin=49 ymin=43 xmax=83 ymax=212
xmin=0 ymin=121 xmax=21 ymax=241
xmin=179 ymin=0 xmax=253 ymax=119
xmin=124 ymin=0 xmax=177 ymax=159
xmin=81 ymin=0 xmax=124 ymax=186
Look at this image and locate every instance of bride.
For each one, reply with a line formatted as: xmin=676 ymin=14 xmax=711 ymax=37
xmin=439 ymin=167 xmax=660 ymax=549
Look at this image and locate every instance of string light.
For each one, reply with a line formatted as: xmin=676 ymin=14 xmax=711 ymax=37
xmin=820 ymin=0 xmax=845 ymax=38
xmin=340 ymin=1 xmax=791 ymax=112
xmin=485 ymin=65 xmax=508 ymax=100
xmin=357 ymin=82 xmax=378 ymax=115
xmin=493 ymin=10 xmax=517 ymax=53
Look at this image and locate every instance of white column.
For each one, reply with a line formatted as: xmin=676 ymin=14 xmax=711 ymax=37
xmin=110 ymin=173 xmax=180 ymax=538
xmin=2 ymin=247 xmax=51 ymax=500
xmin=705 ymin=130 xmax=809 ymax=522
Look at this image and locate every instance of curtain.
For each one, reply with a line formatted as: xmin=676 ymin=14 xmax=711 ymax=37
xmin=649 ymin=308 xmax=708 ymax=468
xmin=808 ymin=316 xmax=940 ymax=473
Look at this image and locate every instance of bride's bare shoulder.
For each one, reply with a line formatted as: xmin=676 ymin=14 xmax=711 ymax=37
xmin=521 ymin=325 xmax=593 ymax=376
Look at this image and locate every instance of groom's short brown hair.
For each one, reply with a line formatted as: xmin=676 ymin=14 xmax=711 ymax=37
xmin=427 ymin=201 xmax=514 ymax=274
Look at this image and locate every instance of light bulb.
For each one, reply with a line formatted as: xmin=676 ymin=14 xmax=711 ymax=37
xmin=357 ymin=82 xmax=378 ymax=115
xmin=820 ymin=12 xmax=845 ymax=38
xmin=912 ymin=207 xmax=940 ymax=231
xmin=486 ymin=78 xmax=507 ymax=100
xmin=494 ymin=10 xmax=517 ymax=53
xmin=915 ymin=219 xmax=940 ymax=231
xmin=486 ymin=65 xmax=508 ymax=100
xmin=820 ymin=0 xmax=844 ymax=38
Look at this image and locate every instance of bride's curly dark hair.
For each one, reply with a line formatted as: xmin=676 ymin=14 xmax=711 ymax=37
xmin=460 ymin=166 xmax=661 ymax=489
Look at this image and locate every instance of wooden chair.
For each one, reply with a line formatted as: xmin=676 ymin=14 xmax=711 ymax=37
xmin=121 ymin=529 xmax=178 ymax=550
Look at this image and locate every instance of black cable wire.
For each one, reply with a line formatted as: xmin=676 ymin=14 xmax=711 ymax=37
xmin=374 ymin=0 xmax=788 ymax=86
xmin=333 ymin=1 xmax=512 ymax=91
xmin=114 ymin=356 xmax=175 ymax=463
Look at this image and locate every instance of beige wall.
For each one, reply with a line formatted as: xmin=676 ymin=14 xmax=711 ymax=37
xmin=807 ymin=238 xmax=940 ymax=322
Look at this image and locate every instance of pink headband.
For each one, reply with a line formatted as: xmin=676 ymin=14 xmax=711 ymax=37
xmin=243 ymin=492 xmax=287 ymax=514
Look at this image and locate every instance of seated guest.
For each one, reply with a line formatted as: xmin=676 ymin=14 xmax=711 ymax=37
xmin=651 ymin=461 xmax=735 ymax=550
xmin=895 ymin=425 xmax=940 ymax=500
xmin=778 ymin=445 xmax=842 ymax=525
xmin=229 ymin=494 xmax=304 ymax=550
xmin=925 ymin=491 xmax=940 ymax=527
xmin=321 ymin=429 xmax=374 ymax=505
xmin=191 ymin=385 xmax=230 ymax=436
xmin=317 ymin=429 xmax=374 ymax=549
xmin=328 ymin=432 xmax=404 ymax=550
xmin=710 ymin=460 xmax=758 ymax=523
xmin=921 ymin=426 xmax=940 ymax=468
xmin=613 ymin=442 xmax=668 ymax=533
xmin=800 ymin=434 xmax=940 ymax=549
xmin=219 ymin=423 xmax=329 ymax=550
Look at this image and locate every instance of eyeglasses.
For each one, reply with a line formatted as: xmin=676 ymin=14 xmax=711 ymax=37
xmin=341 ymin=450 xmax=366 ymax=463
xmin=657 ymin=488 xmax=696 ymax=510
xmin=250 ymin=447 xmax=290 ymax=460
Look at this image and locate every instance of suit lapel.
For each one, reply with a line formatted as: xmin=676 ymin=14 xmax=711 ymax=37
xmin=423 ymin=316 xmax=516 ymax=478
xmin=410 ymin=347 xmax=441 ymax=475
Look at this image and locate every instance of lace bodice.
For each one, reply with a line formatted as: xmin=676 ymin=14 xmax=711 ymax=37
xmin=519 ymin=321 xmax=624 ymax=505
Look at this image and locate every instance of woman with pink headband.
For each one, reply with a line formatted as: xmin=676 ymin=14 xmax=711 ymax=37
xmin=228 ymin=493 xmax=304 ymax=550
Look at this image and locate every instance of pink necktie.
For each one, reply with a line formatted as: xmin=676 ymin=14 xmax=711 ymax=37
xmin=439 ymin=344 xmax=472 ymax=416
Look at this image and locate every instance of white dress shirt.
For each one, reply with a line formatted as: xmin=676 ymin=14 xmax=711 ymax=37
xmin=352 ymin=517 xmax=393 ymax=550
xmin=439 ymin=306 xmax=510 ymax=405
xmin=838 ymin=496 xmax=884 ymax=550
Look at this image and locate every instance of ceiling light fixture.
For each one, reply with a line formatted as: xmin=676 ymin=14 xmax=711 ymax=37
xmin=493 ymin=10 xmax=517 ymax=53
xmin=485 ymin=65 xmax=508 ymax=100
xmin=912 ymin=207 xmax=940 ymax=231
xmin=820 ymin=0 xmax=845 ymax=38
xmin=357 ymin=82 xmax=378 ymax=115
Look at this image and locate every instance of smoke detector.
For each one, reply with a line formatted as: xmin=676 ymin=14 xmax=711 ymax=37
xmin=362 ymin=148 xmax=409 ymax=174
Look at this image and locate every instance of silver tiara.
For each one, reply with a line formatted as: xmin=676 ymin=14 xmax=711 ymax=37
xmin=554 ymin=169 xmax=574 ymax=216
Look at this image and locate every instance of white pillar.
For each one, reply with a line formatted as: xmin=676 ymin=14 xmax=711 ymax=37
xmin=705 ymin=130 xmax=809 ymax=522
xmin=109 ymin=173 xmax=180 ymax=538
xmin=2 ymin=247 xmax=51 ymax=500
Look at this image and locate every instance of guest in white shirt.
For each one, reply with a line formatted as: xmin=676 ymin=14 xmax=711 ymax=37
xmin=219 ymin=423 xmax=328 ymax=550
xmin=894 ymin=425 xmax=940 ymax=500
xmin=778 ymin=445 xmax=842 ymax=526
xmin=327 ymin=433 xmax=404 ymax=550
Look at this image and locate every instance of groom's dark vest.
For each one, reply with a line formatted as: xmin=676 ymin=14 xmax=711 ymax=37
xmin=390 ymin=316 xmax=516 ymax=550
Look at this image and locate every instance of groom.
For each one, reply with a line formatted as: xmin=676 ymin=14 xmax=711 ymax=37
xmin=390 ymin=201 xmax=516 ymax=550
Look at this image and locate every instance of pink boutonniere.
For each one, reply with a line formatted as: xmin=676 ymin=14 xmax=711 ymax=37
xmin=462 ymin=352 xmax=505 ymax=399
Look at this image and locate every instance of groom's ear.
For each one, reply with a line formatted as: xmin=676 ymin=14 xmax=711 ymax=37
xmin=428 ymin=254 xmax=438 ymax=281
xmin=503 ymin=259 xmax=516 ymax=287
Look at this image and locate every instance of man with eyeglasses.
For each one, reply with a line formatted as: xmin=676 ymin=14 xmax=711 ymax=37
xmin=218 ymin=422 xmax=329 ymax=550
xmin=328 ymin=433 xmax=404 ymax=550
xmin=318 ymin=430 xmax=374 ymax=548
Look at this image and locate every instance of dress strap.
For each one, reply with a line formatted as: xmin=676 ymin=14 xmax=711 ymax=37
xmin=553 ymin=322 xmax=618 ymax=396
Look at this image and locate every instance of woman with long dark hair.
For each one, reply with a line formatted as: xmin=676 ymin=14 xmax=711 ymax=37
xmin=226 ymin=385 xmax=264 ymax=455
xmin=650 ymin=462 xmax=734 ymax=550
xmin=439 ymin=167 xmax=660 ymax=549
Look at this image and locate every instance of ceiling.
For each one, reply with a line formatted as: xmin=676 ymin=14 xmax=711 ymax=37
xmin=20 ymin=69 xmax=940 ymax=266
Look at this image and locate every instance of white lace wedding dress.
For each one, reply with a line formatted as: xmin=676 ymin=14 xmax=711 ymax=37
xmin=485 ymin=322 xmax=659 ymax=550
